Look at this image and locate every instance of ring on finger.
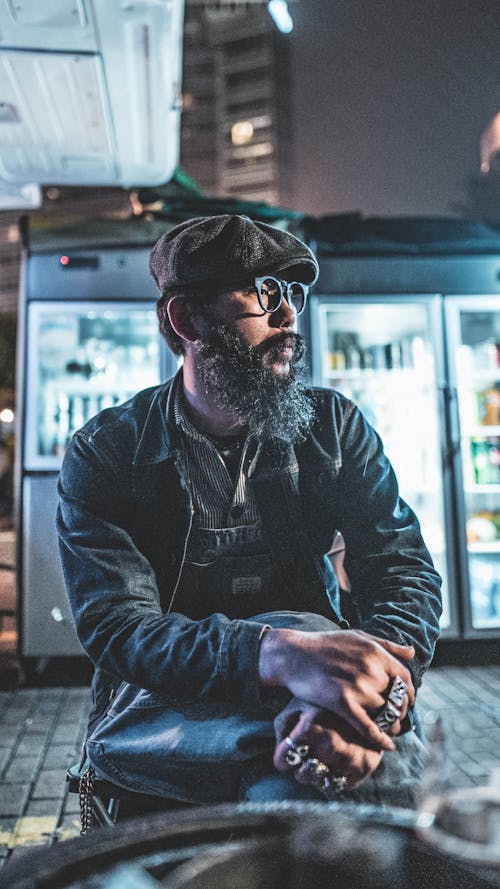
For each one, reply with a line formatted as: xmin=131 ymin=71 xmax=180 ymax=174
xmin=388 ymin=675 xmax=408 ymax=709
xmin=296 ymin=757 xmax=329 ymax=789
xmin=325 ymin=774 xmax=348 ymax=795
xmin=295 ymin=757 xmax=347 ymax=795
xmin=374 ymin=700 xmax=402 ymax=733
xmin=284 ymin=736 xmax=310 ymax=768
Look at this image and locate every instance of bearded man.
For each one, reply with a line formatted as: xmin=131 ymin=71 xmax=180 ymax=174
xmin=57 ymin=215 xmax=442 ymax=810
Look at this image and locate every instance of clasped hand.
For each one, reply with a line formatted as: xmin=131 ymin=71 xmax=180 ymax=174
xmin=260 ymin=627 xmax=414 ymax=750
xmin=273 ymin=699 xmax=385 ymax=790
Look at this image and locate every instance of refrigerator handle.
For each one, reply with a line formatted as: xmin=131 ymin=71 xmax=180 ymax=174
xmin=438 ymin=383 xmax=461 ymax=468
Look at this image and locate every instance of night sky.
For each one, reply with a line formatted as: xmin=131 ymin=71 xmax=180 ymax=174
xmin=286 ymin=0 xmax=500 ymax=217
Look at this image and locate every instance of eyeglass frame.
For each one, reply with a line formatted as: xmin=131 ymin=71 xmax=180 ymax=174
xmin=253 ymin=276 xmax=309 ymax=315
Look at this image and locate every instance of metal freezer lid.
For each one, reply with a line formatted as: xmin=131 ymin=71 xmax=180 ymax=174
xmin=0 ymin=0 xmax=183 ymax=192
xmin=314 ymin=255 xmax=500 ymax=295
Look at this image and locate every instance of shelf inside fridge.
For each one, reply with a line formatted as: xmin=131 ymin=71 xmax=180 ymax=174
xmin=469 ymin=542 xmax=500 ymax=553
xmin=461 ymin=426 xmax=500 ymax=437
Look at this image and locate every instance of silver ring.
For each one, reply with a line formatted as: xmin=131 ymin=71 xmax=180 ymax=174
xmin=374 ymin=674 xmax=408 ymax=733
xmin=284 ymin=736 xmax=310 ymax=768
xmin=388 ymin=675 xmax=408 ymax=709
xmin=325 ymin=774 xmax=348 ymax=795
xmin=295 ymin=758 xmax=347 ymax=795
xmin=296 ymin=757 xmax=330 ymax=790
xmin=375 ymin=701 xmax=402 ymax=733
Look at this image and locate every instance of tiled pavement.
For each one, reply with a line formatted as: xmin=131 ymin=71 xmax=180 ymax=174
xmin=1 ymin=665 xmax=500 ymax=868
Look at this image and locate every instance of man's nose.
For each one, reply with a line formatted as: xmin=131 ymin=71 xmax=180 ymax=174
xmin=272 ymin=294 xmax=297 ymax=328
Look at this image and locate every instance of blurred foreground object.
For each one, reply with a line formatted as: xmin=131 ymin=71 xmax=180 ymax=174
xmin=0 ymin=0 xmax=184 ymax=207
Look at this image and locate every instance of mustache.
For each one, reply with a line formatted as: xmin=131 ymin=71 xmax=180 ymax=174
xmin=253 ymin=332 xmax=305 ymax=364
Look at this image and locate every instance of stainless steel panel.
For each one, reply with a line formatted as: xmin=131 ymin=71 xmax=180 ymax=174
xmin=22 ymin=474 xmax=82 ymax=656
xmin=26 ymin=249 xmax=159 ymax=301
xmin=315 ymin=256 xmax=500 ymax=296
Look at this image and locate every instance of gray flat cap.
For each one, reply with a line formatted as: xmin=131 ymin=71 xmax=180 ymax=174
xmin=149 ymin=214 xmax=319 ymax=296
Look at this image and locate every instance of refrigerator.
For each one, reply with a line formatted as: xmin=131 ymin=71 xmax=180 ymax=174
xmin=18 ymin=246 xmax=177 ymax=658
xmin=444 ymin=297 xmax=500 ymax=631
xmin=305 ymin=244 xmax=500 ymax=640
xmin=309 ymin=294 xmax=454 ymax=633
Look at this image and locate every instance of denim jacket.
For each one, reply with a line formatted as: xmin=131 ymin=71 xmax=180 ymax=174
xmin=56 ymin=372 xmax=442 ymax=733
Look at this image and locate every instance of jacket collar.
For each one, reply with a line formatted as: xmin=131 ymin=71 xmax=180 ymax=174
xmin=132 ymin=369 xmax=182 ymax=466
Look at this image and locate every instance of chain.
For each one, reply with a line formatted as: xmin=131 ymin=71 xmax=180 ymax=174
xmin=79 ymin=765 xmax=96 ymax=835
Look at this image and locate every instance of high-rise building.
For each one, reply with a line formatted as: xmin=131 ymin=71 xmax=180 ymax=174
xmin=181 ymin=3 xmax=291 ymax=206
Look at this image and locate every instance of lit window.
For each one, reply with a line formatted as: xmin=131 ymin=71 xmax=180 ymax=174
xmin=231 ymin=121 xmax=254 ymax=146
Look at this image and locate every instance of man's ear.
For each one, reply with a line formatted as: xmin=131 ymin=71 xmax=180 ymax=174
xmin=167 ymin=297 xmax=202 ymax=345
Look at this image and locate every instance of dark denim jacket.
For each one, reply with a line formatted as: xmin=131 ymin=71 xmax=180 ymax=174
xmin=56 ymin=373 xmax=442 ymax=733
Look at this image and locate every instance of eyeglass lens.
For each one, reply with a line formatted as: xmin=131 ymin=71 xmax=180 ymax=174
xmin=259 ymin=278 xmax=306 ymax=314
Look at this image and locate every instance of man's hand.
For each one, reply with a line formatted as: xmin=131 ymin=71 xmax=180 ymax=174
xmin=258 ymin=627 xmax=414 ymax=751
xmin=273 ymin=701 xmax=384 ymax=790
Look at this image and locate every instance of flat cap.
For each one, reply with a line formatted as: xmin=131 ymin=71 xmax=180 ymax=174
xmin=149 ymin=214 xmax=319 ymax=296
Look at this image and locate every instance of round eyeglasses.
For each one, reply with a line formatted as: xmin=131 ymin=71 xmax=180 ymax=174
xmin=254 ymin=276 xmax=309 ymax=315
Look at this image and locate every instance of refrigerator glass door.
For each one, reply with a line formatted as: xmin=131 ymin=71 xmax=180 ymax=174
xmin=25 ymin=301 xmax=161 ymax=470
xmin=310 ymin=295 xmax=452 ymax=630
xmin=446 ymin=297 xmax=500 ymax=631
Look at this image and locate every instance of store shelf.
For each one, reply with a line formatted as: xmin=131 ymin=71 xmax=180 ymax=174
xmin=468 ymin=541 xmax=500 ymax=553
xmin=465 ymin=485 xmax=500 ymax=494
xmin=326 ymin=367 xmax=428 ymax=376
xmin=457 ymin=371 xmax=500 ymax=384
xmin=462 ymin=426 xmax=500 ymax=437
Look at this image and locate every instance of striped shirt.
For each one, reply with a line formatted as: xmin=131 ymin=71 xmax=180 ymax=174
xmin=173 ymin=380 xmax=262 ymax=529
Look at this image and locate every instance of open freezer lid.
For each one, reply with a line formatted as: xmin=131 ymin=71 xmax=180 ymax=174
xmin=0 ymin=0 xmax=183 ymax=200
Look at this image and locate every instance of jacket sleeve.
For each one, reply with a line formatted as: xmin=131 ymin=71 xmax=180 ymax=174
xmin=335 ymin=400 xmax=443 ymax=688
xmin=56 ymin=430 xmax=267 ymax=706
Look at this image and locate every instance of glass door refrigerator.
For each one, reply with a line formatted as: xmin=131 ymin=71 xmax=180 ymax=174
xmin=308 ymin=294 xmax=456 ymax=634
xmin=445 ymin=297 xmax=500 ymax=634
xmin=19 ymin=247 xmax=176 ymax=659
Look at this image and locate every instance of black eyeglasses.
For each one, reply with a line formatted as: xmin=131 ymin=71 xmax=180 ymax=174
xmin=254 ymin=276 xmax=309 ymax=315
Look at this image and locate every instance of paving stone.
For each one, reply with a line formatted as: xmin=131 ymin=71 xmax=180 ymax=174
xmin=63 ymin=790 xmax=81 ymax=815
xmin=23 ymin=716 xmax=57 ymax=734
xmin=0 ymin=726 xmax=22 ymax=745
xmin=42 ymin=744 xmax=81 ymax=770
xmin=14 ymin=736 xmax=49 ymax=758
xmin=2 ymin=705 xmax=35 ymax=724
xmin=14 ymin=813 xmax=58 ymax=840
xmin=31 ymin=769 xmax=68 ymax=801
xmin=57 ymin=812 xmax=81 ymax=840
xmin=51 ymin=723 xmax=85 ymax=745
xmin=467 ymin=752 xmax=500 ymax=769
xmin=3 ymin=756 xmax=41 ymax=783
xmin=0 ymin=818 xmax=16 ymax=856
xmin=0 ymin=783 xmax=30 ymax=817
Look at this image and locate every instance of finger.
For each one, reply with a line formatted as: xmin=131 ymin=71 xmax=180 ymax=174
xmin=373 ymin=637 xmax=415 ymax=661
xmin=348 ymin=757 xmax=382 ymax=788
xmin=273 ymin=730 xmax=312 ymax=772
xmin=339 ymin=700 xmax=395 ymax=752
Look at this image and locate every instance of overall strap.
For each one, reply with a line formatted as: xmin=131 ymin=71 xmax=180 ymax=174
xmin=249 ymin=457 xmax=335 ymax=615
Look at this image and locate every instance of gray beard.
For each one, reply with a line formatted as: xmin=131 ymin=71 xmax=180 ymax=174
xmin=195 ymin=324 xmax=316 ymax=444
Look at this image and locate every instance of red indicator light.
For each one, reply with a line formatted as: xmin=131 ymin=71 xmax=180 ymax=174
xmin=60 ymin=255 xmax=70 ymax=266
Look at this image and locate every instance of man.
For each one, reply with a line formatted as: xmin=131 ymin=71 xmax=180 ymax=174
xmin=57 ymin=215 xmax=442 ymax=808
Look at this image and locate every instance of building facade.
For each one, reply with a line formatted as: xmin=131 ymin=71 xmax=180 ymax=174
xmin=181 ymin=2 xmax=291 ymax=205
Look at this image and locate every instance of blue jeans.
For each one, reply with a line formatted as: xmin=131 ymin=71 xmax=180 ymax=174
xmin=87 ymin=610 xmax=426 ymax=809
